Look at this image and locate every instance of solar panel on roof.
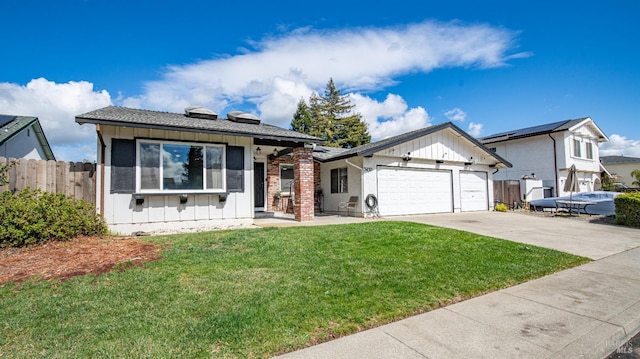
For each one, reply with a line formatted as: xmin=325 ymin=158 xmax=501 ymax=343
xmin=511 ymin=120 xmax=567 ymax=136
xmin=0 ymin=115 xmax=16 ymax=127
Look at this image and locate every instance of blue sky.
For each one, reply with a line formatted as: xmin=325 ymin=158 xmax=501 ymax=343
xmin=1 ymin=0 xmax=638 ymax=161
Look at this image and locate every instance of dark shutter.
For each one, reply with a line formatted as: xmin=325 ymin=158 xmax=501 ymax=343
xmin=110 ymin=139 xmax=136 ymax=193
xmin=331 ymin=168 xmax=338 ymax=193
xmin=226 ymin=145 xmax=244 ymax=192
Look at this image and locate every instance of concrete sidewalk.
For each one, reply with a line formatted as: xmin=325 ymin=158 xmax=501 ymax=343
xmin=275 ymin=212 xmax=640 ymax=359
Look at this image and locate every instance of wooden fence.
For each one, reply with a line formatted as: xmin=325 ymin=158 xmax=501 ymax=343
xmin=0 ymin=157 xmax=96 ymax=204
xmin=493 ymin=180 xmax=521 ymax=209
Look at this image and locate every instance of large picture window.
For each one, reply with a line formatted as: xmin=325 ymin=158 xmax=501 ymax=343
xmin=331 ymin=167 xmax=348 ymax=193
xmin=137 ymin=140 xmax=225 ymax=192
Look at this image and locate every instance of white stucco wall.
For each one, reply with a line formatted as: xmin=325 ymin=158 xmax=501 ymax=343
xmin=98 ymin=125 xmax=254 ymax=234
xmin=0 ymin=125 xmax=49 ymax=160
xmin=490 ymin=135 xmax=558 ymax=189
xmin=320 ymin=158 xmax=363 ymax=215
xmin=604 ymin=162 xmax=640 ymax=186
xmin=489 ymin=124 xmax=604 ymax=197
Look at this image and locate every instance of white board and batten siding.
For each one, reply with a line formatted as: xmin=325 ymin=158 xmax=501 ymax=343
xmin=378 ymin=128 xmax=492 ymax=165
xmin=99 ymin=125 xmax=254 ymax=234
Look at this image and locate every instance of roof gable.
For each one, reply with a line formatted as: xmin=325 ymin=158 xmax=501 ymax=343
xmin=0 ymin=115 xmax=55 ymax=160
xmin=76 ymin=106 xmax=322 ymax=144
xmin=566 ymin=118 xmax=608 ymax=142
xmin=316 ymin=122 xmax=512 ymax=167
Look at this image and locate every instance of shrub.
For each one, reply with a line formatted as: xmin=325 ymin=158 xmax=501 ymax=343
xmin=0 ymin=188 xmax=107 ymax=247
xmin=495 ymin=203 xmax=508 ymax=212
xmin=614 ymin=192 xmax=640 ymax=227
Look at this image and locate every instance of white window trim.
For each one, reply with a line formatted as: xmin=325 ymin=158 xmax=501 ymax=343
xmin=135 ymin=139 xmax=226 ymax=194
xmin=585 ymin=141 xmax=594 ymax=160
xmin=572 ymin=137 xmax=582 ymax=159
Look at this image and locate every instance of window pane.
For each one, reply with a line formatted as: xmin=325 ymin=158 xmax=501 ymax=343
xmin=586 ymin=143 xmax=593 ymax=159
xmin=574 ymin=139 xmax=581 ymax=157
xmin=339 ymin=168 xmax=348 ymax=193
xmin=162 ymin=144 xmax=203 ymax=190
xmin=331 ymin=167 xmax=348 ymax=193
xmin=331 ymin=169 xmax=338 ymax=193
xmin=206 ymin=146 xmax=223 ymax=189
xmin=281 ymin=165 xmax=294 ymax=192
xmin=140 ymin=143 xmax=160 ymax=190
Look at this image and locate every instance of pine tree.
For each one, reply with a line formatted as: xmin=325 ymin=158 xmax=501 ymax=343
xmin=291 ymin=78 xmax=371 ymax=148
xmin=291 ymin=98 xmax=313 ymax=134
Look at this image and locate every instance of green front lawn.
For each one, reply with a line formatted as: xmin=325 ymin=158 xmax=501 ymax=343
xmin=0 ymin=221 xmax=589 ymax=358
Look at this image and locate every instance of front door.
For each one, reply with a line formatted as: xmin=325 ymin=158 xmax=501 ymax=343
xmin=254 ymin=162 xmax=265 ymax=209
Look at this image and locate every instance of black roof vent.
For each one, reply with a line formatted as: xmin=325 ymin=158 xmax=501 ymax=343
xmin=227 ymin=111 xmax=261 ymax=125
xmin=185 ymin=106 xmax=218 ymax=120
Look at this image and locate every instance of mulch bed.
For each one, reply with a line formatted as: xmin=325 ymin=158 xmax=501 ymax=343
xmin=0 ymin=236 xmax=162 ymax=285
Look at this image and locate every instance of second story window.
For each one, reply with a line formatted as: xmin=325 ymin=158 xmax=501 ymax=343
xmin=586 ymin=142 xmax=593 ymax=159
xmin=573 ymin=139 xmax=581 ymax=158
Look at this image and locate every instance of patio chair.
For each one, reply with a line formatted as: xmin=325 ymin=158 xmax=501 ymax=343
xmin=339 ymin=196 xmax=358 ymax=217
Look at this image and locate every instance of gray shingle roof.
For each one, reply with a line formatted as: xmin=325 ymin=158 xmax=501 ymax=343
xmin=478 ymin=117 xmax=607 ymax=144
xmin=314 ymin=122 xmax=512 ymax=167
xmin=312 ymin=145 xmax=348 ymax=161
xmin=76 ymin=106 xmax=323 ymax=143
xmin=600 ymin=155 xmax=640 ymax=165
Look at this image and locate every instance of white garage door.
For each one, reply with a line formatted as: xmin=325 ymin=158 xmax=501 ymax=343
xmin=377 ymin=167 xmax=452 ymax=216
xmin=460 ymin=171 xmax=488 ymax=212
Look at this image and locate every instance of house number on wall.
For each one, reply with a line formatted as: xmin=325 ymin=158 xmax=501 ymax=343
xmin=364 ymin=167 xmax=373 ymax=172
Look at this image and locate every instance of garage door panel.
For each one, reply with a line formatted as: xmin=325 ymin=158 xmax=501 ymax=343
xmin=460 ymin=171 xmax=488 ymax=212
xmin=377 ymin=167 xmax=452 ymax=216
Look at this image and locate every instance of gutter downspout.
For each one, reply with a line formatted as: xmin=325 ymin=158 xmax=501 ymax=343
xmin=345 ymin=158 xmax=362 ymax=171
xmin=96 ymin=125 xmax=106 ymax=219
xmin=549 ymin=133 xmax=559 ymax=196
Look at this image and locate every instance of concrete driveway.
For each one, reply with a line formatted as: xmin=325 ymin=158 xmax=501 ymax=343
xmin=391 ymin=211 xmax=640 ymax=260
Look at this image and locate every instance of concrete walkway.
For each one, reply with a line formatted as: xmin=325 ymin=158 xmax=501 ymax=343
xmin=270 ymin=211 xmax=640 ymax=359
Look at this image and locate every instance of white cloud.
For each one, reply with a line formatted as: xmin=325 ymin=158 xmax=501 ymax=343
xmin=349 ymin=93 xmax=430 ymax=140
xmin=467 ymin=122 xmax=483 ymax=137
xmin=444 ymin=108 xmax=467 ymax=122
xmin=127 ymin=20 xmax=519 ymax=130
xmin=599 ymin=134 xmax=640 ymax=157
xmin=0 ymin=78 xmax=112 ymax=161
xmin=1 ymin=21 xmax=520 ymax=161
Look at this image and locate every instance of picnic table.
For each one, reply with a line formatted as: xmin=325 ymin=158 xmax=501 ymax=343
xmin=554 ymin=200 xmax=596 ymax=216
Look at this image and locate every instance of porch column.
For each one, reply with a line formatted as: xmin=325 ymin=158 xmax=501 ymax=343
xmin=293 ymin=146 xmax=314 ymax=222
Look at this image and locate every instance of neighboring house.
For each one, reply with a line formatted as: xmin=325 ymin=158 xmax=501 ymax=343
xmin=478 ymin=117 xmax=608 ymax=201
xmin=313 ymin=122 xmax=512 ymax=217
xmin=76 ymin=106 xmax=322 ymax=234
xmin=0 ymin=114 xmax=55 ymax=160
xmin=600 ymin=155 xmax=640 ymax=186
